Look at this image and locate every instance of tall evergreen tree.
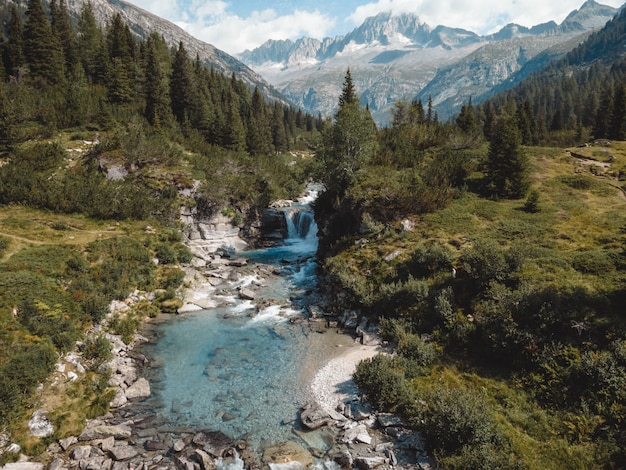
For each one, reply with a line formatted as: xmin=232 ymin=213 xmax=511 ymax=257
xmin=223 ymin=90 xmax=246 ymax=152
xmin=50 ymin=0 xmax=79 ymax=78
xmin=609 ymin=83 xmax=626 ymax=140
xmin=77 ymin=2 xmax=105 ymax=83
xmin=170 ymin=42 xmax=198 ymax=125
xmin=3 ymin=5 xmax=26 ymax=79
xmin=246 ymin=87 xmax=273 ymax=155
xmin=593 ymin=86 xmax=613 ymax=139
xmin=24 ymin=0 xmax=65 ymax=85
xmin=319 ymin=69 xmax=377 ymax=195
xmin=143 ymin=33 xmax=172 ymax=128
xmin=456 ymin=97 xmax=476 ymax=134
xmin=105 ymin=14 xmax=136 ymax=104
xmin=486 ymin=115 xmax=530 ymax=199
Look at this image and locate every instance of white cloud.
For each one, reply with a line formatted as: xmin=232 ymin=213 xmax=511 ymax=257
xmin=187 ymin=9 xmax=335 ymax=54
xmin=347 ymin=0 xmax=624 ymax=35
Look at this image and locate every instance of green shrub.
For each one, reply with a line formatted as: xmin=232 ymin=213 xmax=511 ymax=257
xmin=415 ymin=386 xmax=498 ymax=456
xmin=397 ymin=334 xmax=437 ymax=367
xmin=353 ymin=354 xmax=413 ymax=412
xmin=159 ymin=267 xmax=185 ymax=290
xmin=0 ymin=236 xmax=9 ymax=258
xmin=176 ymin=244 xmax=193 ymax=264
xmin=406 ymin=242 xmax=454 ymax=278
xmin=109 ymin=314 xmax=140 ymax=345
xmin=571 ymin=250 xmax=617 ymax=275
xmin=82 ymin=335 xmax=112 ymax=366
xmin=154 ymin=242 xmax=177 ymax=265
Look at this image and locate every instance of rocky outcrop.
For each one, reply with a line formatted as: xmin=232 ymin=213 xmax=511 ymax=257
xmin=181 ymin=207 xmax=248 ymax=255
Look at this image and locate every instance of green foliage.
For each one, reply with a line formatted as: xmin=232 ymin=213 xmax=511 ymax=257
xmin=82 ymin=334 xmax=112 ymax=366
xmin=108 ymin=313 xmax=139 ymax=345
xmin=158 ymin=266 xmax=185 ymax=290
xmin=353 ymin=354 xmax=413 ymax=412
xmin=414 ymin=386 xmax=499 ymax=456
xmin=0 ymin=235 xmax=9 ymax=258
xmin=397 ymin=334 xmax=438 ymax=368
xmin=522 ymin=188 xmax=541 ymax=213
xmin=462 ymin=239 xmax=521 ymax=288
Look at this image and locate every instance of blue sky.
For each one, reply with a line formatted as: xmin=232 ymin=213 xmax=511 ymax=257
xmin=127 ymin=0 xmax=625 ymax=55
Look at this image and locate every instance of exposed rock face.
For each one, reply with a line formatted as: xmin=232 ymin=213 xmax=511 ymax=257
xmin=239 ymin=4 xmax=617 ymax=123
xmin=27 ymin=410 xmax=53 ymax=438
xmin=181 ymin=207 xmax=248 ymax=255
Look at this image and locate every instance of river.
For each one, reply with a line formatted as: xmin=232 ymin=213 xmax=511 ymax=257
xmin=137 ymin=190 xmax=357 ymax=458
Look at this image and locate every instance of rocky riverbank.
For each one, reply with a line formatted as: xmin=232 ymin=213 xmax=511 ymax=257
xmin=0 ymin=196 xmax=436 ymax=469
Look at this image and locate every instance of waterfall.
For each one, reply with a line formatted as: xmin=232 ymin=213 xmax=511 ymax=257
xmin=282 ymin=207 xmax=318 ymax=254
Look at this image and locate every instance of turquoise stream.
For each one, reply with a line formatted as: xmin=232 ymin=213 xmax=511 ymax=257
xmin=139 ymin=200 xmax=353 ymax=452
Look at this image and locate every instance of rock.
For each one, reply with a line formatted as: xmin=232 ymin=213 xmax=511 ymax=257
xmin=58 ymin=436 xmax=78 ymax=451
xmin=109 ymin=444 xmax=138 ymax=461
xmin=0 ymin=464 xmax=45 ymax=470
xmin=6 ymin=443 xmax=21 ymax=453
xmin=341 ymin=424 xmax=372 ymax=445
xmin=172 ymin=438 xmax=186 ymax=452
xmin=333 ymin=450 xmax=354 ymax=469
xmin=28 ymin=410 xmax=54 ymax=437
xmin=175 ymin=455 xmax=197 ymax=470
xmin=79 ymin=424 xmax=132 ymax=441
xmin=348 ymin=402 xmax=371 ymax=421
xmin=192 ymin=431 xmax=232 ymax=458
xmin=360 ymin=332 xmax=381 ymax=346
xmin=354 ymin=456 xmax=388 ymax=469
xmin=100 ymin=436 xmax=115 ymax=453
xmin=262 ymin=441 xmax=314 ymax=468
xmin=195 ymin=449 xmax=215 ymax=470
xmin=145 ymin=440 xmax=167 ymax=451
xmin=71 ymin=445 xmax=92 ymax=460
xmin=47 ymin=457 xmax=66 ymax=470
xmin=124 ymin=378 xmax=151 ymax=400
xmin=109 ymin=389 xmax=128 ymax=408
xmin=377 ymin=413 xmax=404 ymax=428
xmin=300 ymin=402 xmax=332 ymax=430
xmin=111 ymin=462 xmax=130 ymax=470
xmin=384 ymin=250 xmax=402 ymax=262
xmin=238 ymin=288 xmax=257 ymax=301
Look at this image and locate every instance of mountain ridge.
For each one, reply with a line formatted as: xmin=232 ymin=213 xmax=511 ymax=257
xmin=238 ymin=0 xmax=619 ymax=123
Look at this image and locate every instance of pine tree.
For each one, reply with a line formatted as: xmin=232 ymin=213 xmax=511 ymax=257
xmin=609 ymin=83 xmax=626 ymax=140
xmin=170 ymin=42 xmax=198 ymax=124
xmin=319 ymin=69 xmax=377 ymax=194
xmin=593 ymin=86 xmax=613 ymax=139
xmin=246 ymin=87 xmax=273 ymax=155
xmin=486 ymin=115 xmax=530 ymax=199
xmin=105 ymin=14 xmax=136 ymax=103
xmin=24 ymin=0 xmax=66 ymax=85
xmin=77 ymin=2 xmax=105 ymax=83
xmin=223 ymin=90 xmax=246 ymax=152
xmin=456 ymin=97 xmax=476 ymax=134
xmin=3 ymin=5 xmax=26 ymax=79
xmin=50 ymin=0 xmax=79 ymax=77
xmin=143 ymin=33 xmax=172 ymax=128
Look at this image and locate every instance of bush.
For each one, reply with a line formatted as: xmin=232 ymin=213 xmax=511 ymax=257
xmin=154 ymin=242 xmax=177 ymax=265
xmin=397 ymin=334 xmax=437 ymax=367
xmin=415 ymin=386 xmax=498 ymax=456
xmin=82 ymin=335 xmax=112 ymax=366
xmin=406 ymin=242 xmax=454 ymax=278
xmin=353 ymin=354 xmax=413 ymax=413
xmin=0 ymin=236 xmax=10 ymax=258
xmin=109 ymin=314 xmax=140 ymax=345
xmin=159 ymin=267 xmax=185 ymax=290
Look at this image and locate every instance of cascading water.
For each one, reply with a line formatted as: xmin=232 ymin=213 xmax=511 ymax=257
xmin=137 ymin=187 xmax=354 ymax=462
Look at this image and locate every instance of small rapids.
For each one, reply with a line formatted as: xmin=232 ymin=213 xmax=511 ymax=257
xmin=138 ymin=189 xmax=355 ymax=462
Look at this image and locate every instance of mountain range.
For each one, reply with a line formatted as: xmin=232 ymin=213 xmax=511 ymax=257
xmin=2 ymin=0 xmax=619 ymax=124
xmin=238 ymin=0 xmax=619 ymax=122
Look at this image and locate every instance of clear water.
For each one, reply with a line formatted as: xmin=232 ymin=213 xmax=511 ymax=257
xmin=139 ymin=197 xmax=354 ymax=451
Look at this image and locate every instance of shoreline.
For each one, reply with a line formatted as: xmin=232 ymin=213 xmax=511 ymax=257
xmin=310 ymin=340 xmax=382 ymax=413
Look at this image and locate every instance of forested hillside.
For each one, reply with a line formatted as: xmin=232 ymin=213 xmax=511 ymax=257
xmin=313 ymin=23 xmax=626 ymax=470
xmin=0 ymin=0 xmax=319 ymax=450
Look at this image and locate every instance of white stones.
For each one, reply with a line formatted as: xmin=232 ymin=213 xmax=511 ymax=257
xmin=124 ymin=378 xmax=151 ymax=401
xmin=28 ymin=410 xmax=54 ymax=438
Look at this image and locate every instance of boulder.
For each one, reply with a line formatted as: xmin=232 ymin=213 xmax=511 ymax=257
xmin=58 ymin=436 xmax=78 ymax=451
xmin=195 ymin=449 xmax=216 ymax=470
xmin=172 ymin=438 xmax=186 ymax=452
xmin=71 ymin=445 xmax=92 ymax=460
xmin=79 ymin=424 xmax=132 ymax=441
xmin=124 ymin=378 xmax=151 ymax=400
xmin=109 ymin=444 xmax=138 ymax=461
xmin=333 ymin=450 xmax=354 ymax=469
xmin=377 ymin=413 xmax=404 ymax=428
xmin=28 ymin=410 xmax=54 ymax=437
xmin=100 ymin=436 xmax=115 ymax=453
xmin=300 ymin=402 xmax=332 ymax=430
xmin=354 ymin=456 xmax=388 ymax=469
xmin=47 ymin=457 xmax=66 ymax=470
xmin=109 ymin=389 xmax=128 ymax=408
xmin=341 ymin=424 xmax=372 ymax=445
xmin=192 ymin=431 xmax=232 ymax=458
xmin=0 ymin=464 xmax=45 ymax=470
xmin=262 ymin=441 xmax=314 ymax=468
xmin=145 ymin=440 xmax=167 ymax=451
xmin=238 ymin=288 xmax=257 ymax=301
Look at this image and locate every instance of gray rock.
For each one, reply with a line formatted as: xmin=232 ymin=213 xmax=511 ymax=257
xmin=172 ymin=439 xmax=186 ymax=452
xmin=0 ymin=464 xmax=45 ymax=470
xmin=47 ymin=457 xmax=66 ymax=470
xmin=377 ymin=413 xmax=404 ymax=428
xmin=111 ymin=462 xmax=129 ymax=470
xmin=194 ymin=449 xmax=215 ymax=470
xmin=348 ymin=402 xmax=371 ymax=421
xmin=192 ymin=431 xmax=232 ymax=458
xmin=59 ymin=436 xmax=78 ymax=451
xmin=145 ymin=440 xmax=167 ymax=451
xmin=300 ymin=402 xmax=332 ymax=430
xmin=341 ymin=424 xmax=372 ymax=445
xmin=28 ymin=410 xmax=54 ymax=437
xmin=238 ymin=288 xmax=256 ymax=300
xmin=333 ymin=450 xmax=353 ymax=469
xmin=71 ymin=445 xmax=93 ymax=460
xmin=79 ymin=424 xmax=132 ymax=441
xmin=109 ymin=389 xmax=128 ymax=409
xmin=354 ymin=456 xmax=388 ymax=469
xmin=100 ymin=436 xmax=115 ymax=453
xmin=124 ymin=378 xmax=151 ymax=400
xmin=109 ymin=444 xmax=138 ymax=461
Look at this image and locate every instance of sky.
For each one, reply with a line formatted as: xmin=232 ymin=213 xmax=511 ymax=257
xmin=126 ymin=0 xmax=625 ymax=55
